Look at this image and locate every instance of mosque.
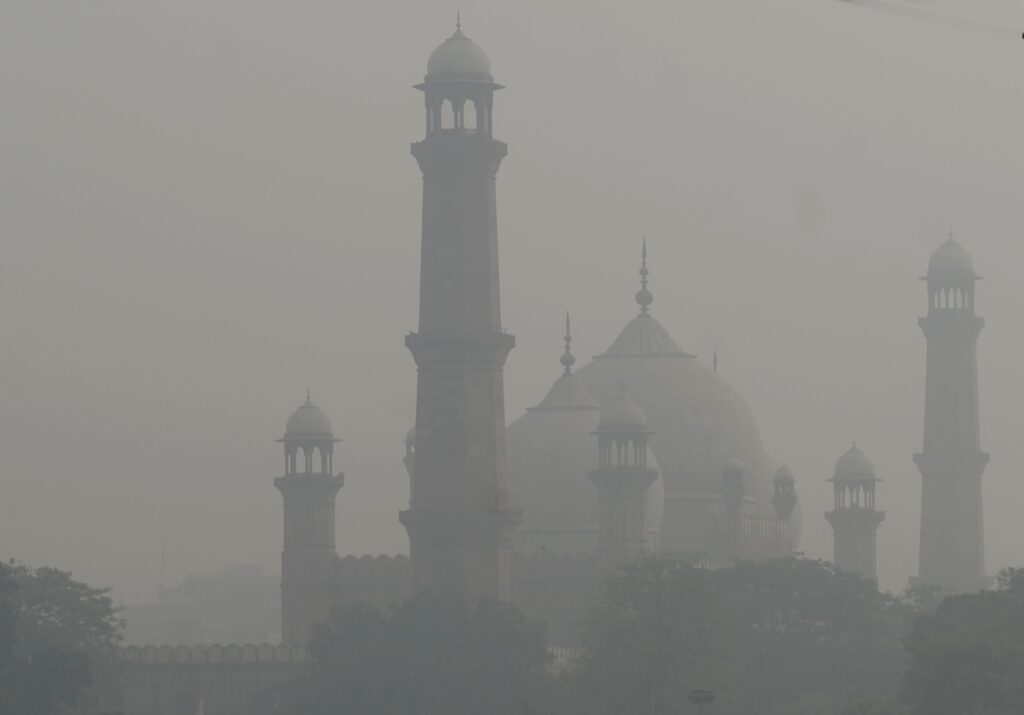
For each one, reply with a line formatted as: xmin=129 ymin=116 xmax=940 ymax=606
xmin=116 ymin=23 xmax=988 ymax=715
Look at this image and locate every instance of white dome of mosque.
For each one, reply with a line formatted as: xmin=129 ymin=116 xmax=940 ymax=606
xmin=833 ymin=442 xmax=877 ymax=481
xmin=507 ymin=243 xmax=783 ymax=554
xmin=928 ymin=236 xmax=974 ymax=277
xmin=284 ymin=394 xmax=334 ymax=440
xmin=507 ymin=319 xmax=664 ymax=556
xmin=426 ymin=23 xmax=493 ymax=80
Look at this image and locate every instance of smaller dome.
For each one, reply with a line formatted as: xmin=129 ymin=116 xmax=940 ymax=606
xmin=774 ymin=464 xmax=795 ymax=483
xmin=426 ymin=26 xmax=492 ymax=80
xmin=928 ymin=237 xmax=974 ymax=277
xmin=285 ymin=395 xmax=333 ymax=440
xmin=834 ymin=442 xmax=875 ymax=481
xmin=599 ymin=396 xmax=648 ymax=431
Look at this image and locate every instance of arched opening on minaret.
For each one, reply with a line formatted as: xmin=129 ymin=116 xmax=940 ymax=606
xmin=440 ymin=99 xmax=456 ymax=129
xmin=463 ymin=100 xmax=478 ymax=132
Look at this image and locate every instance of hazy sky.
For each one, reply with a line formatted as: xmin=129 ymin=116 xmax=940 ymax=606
xmin=1 ymin=1 xmax=1020 ymax=601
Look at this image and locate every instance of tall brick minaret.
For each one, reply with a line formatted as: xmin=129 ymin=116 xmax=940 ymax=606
xmin=915 ymin=235 xmax=989 ymax=592
xmin=399 ymin=22 xmax=519 ymax=601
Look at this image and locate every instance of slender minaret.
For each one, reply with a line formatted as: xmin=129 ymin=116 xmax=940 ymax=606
xmin=915 ymin=235 xmax=989 ymax=592
xmin=772 ymin=464 xmax=798 ymax=521
xmin=275 ymin=393 xmax=343 ymax=644
xmin=589 ymin=397 xmax=658 ymax=575
xmin=399 ymin=22 xmax=520 ymax=601
xmin=826 ymin=443 xmax=884 ymax=580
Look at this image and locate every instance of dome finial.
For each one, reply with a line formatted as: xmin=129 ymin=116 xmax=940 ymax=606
xmin=635 ymin=237 xmax=654 ymax=315
xmin=560 ymin=311 xmax=576 ymax=375
xmin=305 ymin=386 xmax=312 ymax=404
xmin=456 ymin=10 xmax=461 ymax=31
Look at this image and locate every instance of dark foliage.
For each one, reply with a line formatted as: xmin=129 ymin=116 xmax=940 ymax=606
xmin=903 ymin=568 xmax=1024 ymax=714
xmin=0 ymin=560 xmax=122 ymax=715
xmin=282 ymin=591 xmax=552 ymax=715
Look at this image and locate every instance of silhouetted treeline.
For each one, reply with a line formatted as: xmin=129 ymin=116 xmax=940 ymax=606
xmin=285 ymin=556 xmax=1024 ymax=715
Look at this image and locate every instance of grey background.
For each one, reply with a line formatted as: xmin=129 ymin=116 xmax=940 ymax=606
xmin=0 ymin=0 xmax=1020 ymax=601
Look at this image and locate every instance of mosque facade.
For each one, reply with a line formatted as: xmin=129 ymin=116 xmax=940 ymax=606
xmin=115 ymin=24 xmax=990 ymax=715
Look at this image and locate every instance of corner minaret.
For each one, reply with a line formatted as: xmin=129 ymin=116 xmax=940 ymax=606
xmin=275 ymin=393 xmax=344 ymax=644
xmin=400 ymin=23 xmax=519 ymax=601
xmin=589 ymin=397 xmax=658 ymax=575
xmin=826 ymin=443 xmax=884 ymax=580
xmin=915 ymin=234 xmax=989 ymax=592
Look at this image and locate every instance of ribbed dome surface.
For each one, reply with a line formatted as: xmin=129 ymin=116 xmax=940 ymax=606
xmin=284 ymin=397 xmax=333 ymax=440
xmin=928 ymin=237 xmax=974 ymax=276
xmin=426 ymin=27 xmax=492 ymax=79
xmin=599 ymin=314 xmax=692 ymax=358
xmin=833 ymin=443 xmax=876 ymax=481
xmin=530 ymin=373 xmax=599 ymax=412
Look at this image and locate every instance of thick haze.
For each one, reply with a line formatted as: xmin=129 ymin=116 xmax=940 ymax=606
xmin=1 ymin=1 xmax=1020 ymax=601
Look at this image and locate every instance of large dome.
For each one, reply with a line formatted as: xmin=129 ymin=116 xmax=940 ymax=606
xmin=507 ymin=332 xmax=664 ymax=556
xmin=507 ymin=248 xmax=785 ymax=554
xmin=576 ymin=317 xmax=773 ymax=500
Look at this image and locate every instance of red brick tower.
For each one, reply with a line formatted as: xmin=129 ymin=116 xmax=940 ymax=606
xmin=399 ymin=22 xmax=519 ymax=601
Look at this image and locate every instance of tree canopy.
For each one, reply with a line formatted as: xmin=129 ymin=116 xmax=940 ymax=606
xmin=0 ymin=560 xmax=122 ymax=715
xmin=577 ymin=556 xmax=908 ymax=715
xmin=282 ymin=591 xmax=552 ymax=715
xmin=903 ymin=568 xmax=1024 ymax=714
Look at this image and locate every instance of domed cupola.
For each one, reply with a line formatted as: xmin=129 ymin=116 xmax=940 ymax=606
xmin=928 ymin=234 xmax=975 ymax=278
xmin=278 ymin=391 xmax=340 ymax=477
xmin=925 ymin=231 xmax=979 ymax=315
xmin=426 ymin=18 xmax=493 ymax=81
xmin=284 ymin=391 xmax=334 ymax=441
xmin=833 ymin=442 xmax=876 ymax=482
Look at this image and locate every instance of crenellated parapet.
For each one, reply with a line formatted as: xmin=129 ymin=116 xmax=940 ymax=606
xmin=121 ymin=642 xmax=309 ymax=666
xmin=120 ymin=643 xmax=309 ymax=715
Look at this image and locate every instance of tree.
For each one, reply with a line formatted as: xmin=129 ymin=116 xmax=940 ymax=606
xmin=576 ymin=556 xmax=907 ymax=715
xmin=282 ymin=591 xmax=553 ymax=715
xmin=903 ymin=568 xmax=1024 ymax=714
xmin=713 ymin=558 xmax=907 ymax=715
xmin=0 ymin=561 xmax=122 ymax=715
xmin=578 ymin=555 xmax=732 ymax=715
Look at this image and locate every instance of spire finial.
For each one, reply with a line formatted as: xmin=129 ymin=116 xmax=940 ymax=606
xmin=635 ymin=237 xmax=654 ymax=315
xmin=560 ymin=311 xmax=576 ymax=375
xmin=949 ymin=225 xmax=954 ymax=242
xmin=456 ymin=10 xmax=461 ymax=30
xmin=305 ymin=386 xmax=311 ymax=404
